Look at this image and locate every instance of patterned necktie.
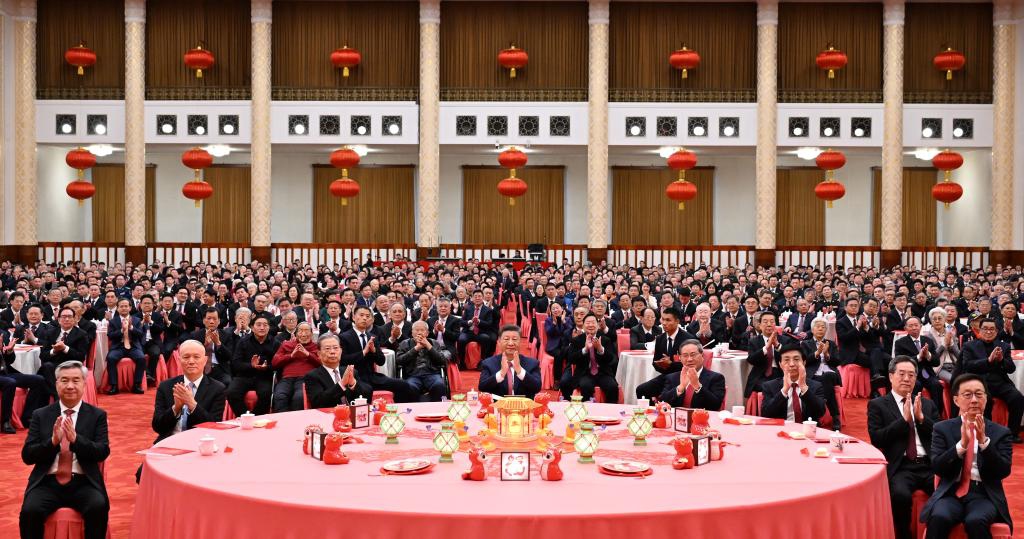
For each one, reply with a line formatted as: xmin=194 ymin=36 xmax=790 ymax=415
xmin=955 ymin=422 xmax=976 ymax=497
xmin=765 ymin=339 xmax=775 ymax=376
xmin=180 ymin=382 xmax=197 ymax=431
xmin=790 ymin=383 xmax=803 ymax=423
xmin=589 ymin=339 xmax=599 ymax=375
xmin=59 ymin=331 xmax=67 ymax=343
xmin=508 ymin=364 xmax=515 ymax=395
xmin=56 ymin=409 xmax=74 ymax=485
xmin=332 ymin=368 xmax=341 ymax=384
xmin=905 ymin=398 xmax=918 ymax=460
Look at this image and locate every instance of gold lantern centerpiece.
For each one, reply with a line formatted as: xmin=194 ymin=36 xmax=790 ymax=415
xmin=574 ymin=422 xmax=600 ymax=463
xmin=433 ymin=421 xmax=460 ymax=463
xmin=380 ymin=404 xmax=405 ymax=444
xmin=494 ymin=397 xmax=539 ymax=443
xmin=626 ymin=408 xmax=654 ymax=446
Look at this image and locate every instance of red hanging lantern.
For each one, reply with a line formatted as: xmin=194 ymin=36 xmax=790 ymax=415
xmin=182 ymin=180 xmax=213 ymax=208
xmin=815 ymin=148 xmax=846 ymax=180
xmin=934 ymin=48 xmax=966 ymax=81
xmin=498 ymin=147 xmax=528 ymax=175
xmin=66 ymin=180 xmax=96 ymax=206
xmin=816 ymin=46 xmax=847 ymax=79
xmin=932 ymin=180 xmax=963 ymax=209
xmin=64 ymin=42 xmax=97 ymax=76
xmin=331 ymin=45 xmax=361 ymax=77
xmin=66 ymin=147 xmax=97 ymax=179
xmin=667 ymin=149 xmax=697 ymax=180
xmin=330 ymin=147 xmax=360 ymax=178
xmin=669 ymin=45 xmax=701 ymax=80
xmin=497 ymin=177 xmax=527 ymax=206
xmin=814 ymin=180 xmax=846 ymax=208
xmin=330 ymin=177 xmax=361 ymax=206
xmin=184 ymin=44 xmax=215 ymax=78
xmin=665 ymin=180 xmax=697 ymax=211
xmin=932 ymin=149 xmax=964 ymax=180
xmin=498 ymin=45 xmax=528 ymax=79
xmin=182 ymin=147 xmax=213 ymax=180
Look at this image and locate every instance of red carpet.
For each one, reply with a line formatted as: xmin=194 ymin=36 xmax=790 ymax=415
xmin=0 ymin=375 xmax=1020 ymax=538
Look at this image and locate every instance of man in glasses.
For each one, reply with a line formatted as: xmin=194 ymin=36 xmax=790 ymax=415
xmin=960 ymin=318 xmax=1022 ymax=444
xmin=921 ymin=374 xmax=1013 ymax=538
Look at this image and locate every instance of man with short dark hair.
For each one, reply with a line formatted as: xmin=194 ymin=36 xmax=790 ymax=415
xmin=227 ymin=317 xmax=278 ymax=416
xmin=635 ymin=307 xmax=694 ymax=400
xmin=20 ymin=360 xmax=110 ymax=539
xmin=478 ymin=325 xmax=541 ymax=399
xmin=659 ymin=340 xmax=726 ymax=411
xmin=868 ymin=356 xmax=940 ymax=539
xmin=760 ymin=343 xmax=826 ymax=423
xmin=105 ymin=298 xmax=146 ymax=395
xmin=304 ymin=333 xmax=371 ymax=408
xmin=960 ymin=318 xmax=1023 ymax=444
xmin=921 ymin=374 xmax=1014 ymax=538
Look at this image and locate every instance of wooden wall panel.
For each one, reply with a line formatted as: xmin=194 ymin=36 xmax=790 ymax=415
xmin=36 ymin=0 xmax=124 ymax=99
xmin=146 ymin=0 xmax=251 ymax=99
xmin=904 ymin=3 xmax=993 ymax=103
xmin=609 ymin=2 xmax=756 ymax=102
xmin=778 ymin=2 xmax=883 ymax=102
xmin=611 ymin=167 xmax=714 ymax=244
xmin=440 ymin=2 xmax=588 ymax=101
xmin=202 ymin=166 xmax=252 ymax=243
xmin=871 ymin=168 xmax=938 ymax=246
xmin=776 ymin=168 xmax=825 ymax=245
xmin=462 ymin=166 xmax=564 ymax=243
xmin=90 ymin=165 xmax=156 ymax=243
xmin=272 ymin=1 xmax=419 ymax=100
xmin=312 ymin=165 xmax=415 ymax=243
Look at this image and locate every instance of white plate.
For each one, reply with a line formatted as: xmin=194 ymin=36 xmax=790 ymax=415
xmin=382 ymin=458 xmax=432 ymax=472
xmin=600 ymin=460 xmax=651 ymax=474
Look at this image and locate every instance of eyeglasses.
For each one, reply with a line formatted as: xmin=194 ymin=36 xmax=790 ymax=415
xmin=957 ymin=391 xmax=986 ymax=400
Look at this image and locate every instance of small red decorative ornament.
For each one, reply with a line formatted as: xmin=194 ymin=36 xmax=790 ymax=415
xmin=461 ymin=445 xmax=488 ymax=481
xmin=666 ymin=148 xmax=698 ymax=210
xmin=934 ymin=47 xmax=965 ymax=81
xmin=672 ymin=436 xmax=695 ymax=469
xmin=497 ymin=45 xmax=528 ymax=79
xmin=182 ymin=180 xmax=213 ymax=208
xmin=816 ymin=45 xmax=847 ymax=79
xmin=329 ymin=178 xmax=360 ymax=206
xmin=540 ymin=447 xmax=563 ymax=481
xmin=66 ymin=181 xmax=96 ymax=206
xmin=333 ymin=405 xmax=352 ymax=432
xmin=322 ymin=433 xmax=350 ymax=465
xmin=497 ymin=147 xmax=528 ymax=175
xmin=814 ymin=180 xmax=846 ymax=208
xmin=653 ymin=401 xmax=673 ymax=428
xmin=64 ymin=42 xmax=97 ymax=76
xmin=932 ymin=149 xmax=965 ymax=209
xmin=477 ymin=392 xmax=494 ymax=418
xmin=331 ymin=45 xmax=361 ymax=77
xmin=669 ymin=45 xmax=701 ymax=80
xmin=497 ymin=177 xmax=527 ymax=206
xmin=184 ymin=43 xmax=215 ymax=79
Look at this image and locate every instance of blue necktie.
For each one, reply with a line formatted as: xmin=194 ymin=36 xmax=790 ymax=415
xmin=179 ymin=382 xmax=197 ymax=431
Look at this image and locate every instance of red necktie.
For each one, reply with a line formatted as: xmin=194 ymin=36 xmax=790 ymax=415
xmin=955 ymin=422 xmax=975 ymax=497
xmin=588 ymin=341 xmax=599 ymax=375
xmin=683 ymin=384 xmax=695 ymax=408
xmin=906 ymin=404 xmax=918 ymax=460
xmin=790 ymin=383 xmax=803 ymax=423
xmin=507 ymin=366 xmax=515 ymax=395
xmin=765 ymin=341 xmax=775 ymax=376
xmin=56 ymin=409 xmax=74 ymax=485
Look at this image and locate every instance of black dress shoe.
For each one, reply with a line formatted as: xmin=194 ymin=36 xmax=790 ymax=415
xmin=131 ymin=385 xmax=145 ymax=394
xmin=1 ymin=421 xmax=15 ymax=434
xmin=106 ymin=388 xmax=119 ymax=396
xmin=146 ymin=375 xmax=156 ymax=386
xmin=1011 ymin=435 xmax=1022 ymax=444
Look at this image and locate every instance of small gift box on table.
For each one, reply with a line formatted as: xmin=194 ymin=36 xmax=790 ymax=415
xmin=673 ymin=407 xmax=711 ymax=435
xmin=349 ymin=397 xmax=371 ymax=429
xmin=684 ymin=434 xmax=711 ymax=466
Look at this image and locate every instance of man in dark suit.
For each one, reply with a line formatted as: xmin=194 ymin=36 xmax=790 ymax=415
xmin=396 ymin=321 xmax=450 ymax=401
xmin=801 ymin=317 xmax=843 ymax=429
xmin=835 ymin=297 xmax=888 ymax=391
xmin=340 ymin=306 xmax=415 ymax=402
xmin=318 ymin=300 xmax=353 ymax=337
xmin=685 ymin=303 xmax=728 ymax=348
xmin=868 ymin=356 xmax=940 ymax=539
xmin=136 ymin=296 xmax=166 ymax=386
xmin=893 ymin=317 xmax=942 ymax=401
xmin=381 ymin=303 xmax=413 ymax=352
xmin=996 ymin=302 xmax=1024 ymax=350
xmin=156 ymin=293 xmax=188 ymax=361
xmin=629 ymin=307 xmax=662 ymax=350
xmin=760 ymin=343 xmax=826 ymax=423
xmin=960 ymin=318 xmax=1022 ymax=443
xmin=426 ymin=297 xmax=461 ymax=354
xmin=562 ymin=314 xmax=619 ymax=402
xmin=171 ymin=287 xmax=198 ymax=332
xmin=19 ymin=360 xmax=109 ymax=539
xmin=479 ymin=325 xmax=542 ymax=399
xmin=782 ymin=298 xmax=816 ymax=340
xmin=227 ymin=316 xmax=278 ymax=416
xmin=37 ymin=307 xmax=89 ymax=400
xmin=921 ymin=374 xmax=1014 ymax=538
xmin=745 ymin=311 xmax=790 ymax=398
xmin=105 ymin=298 xmax=146 ymax=394
xmin=181 ymin=309 xmax=233 ymax=388
xmin=0 ymin=291 xmax=27 ymax=328
xmin=659 ymin=339 xmax=726 ymax=411
xmin=150 ymin=340 xmax=225 ymax=443
xmin=636 ymin=307 xmax=694 ymax=400
xmin=457 ymin=290 xmax=498 ymax=367
xmin=304 ymin=333 xmax=372 ymax=408
xmin=729 ymin=297 xmax=761 ymax=350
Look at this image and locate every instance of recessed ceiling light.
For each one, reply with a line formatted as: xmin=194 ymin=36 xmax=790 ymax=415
xmin=854 ymin=128 xmax=865 ymax=137
xmin=921 ymin=127 xmax=934 ymax=138
xmin=204 ymin=144 xmax=231 ymax=157
xmin=387 ymin=123 xmax=400 ymax=135
xmin=795 ymin=147 xmax=822 ymax=160
xmin=823 ymin=127 xmax=834 ymax=136
xmin=222 ymin=123 xmax=235 ymax=134
xmin=912 ymin=148 xmax=940 ymax=161
xmin=722 ymin=125 xmax=735 ymax=137
xmin=692 ymin=125 xmax=706 ymax=136
xmin=293 ymin=123 xmax=306 ymax=135
xmin=629 ymin=124 xmax=641 ymax=136
xmin=952 ymin=127 xmax=964 ymax=138
xmin=161 ymin=123 xmax=174 ymax=134
xmin=792 ymin=127 xmax=803 ymax=136
xmin=356 ymin=125 xmax=367 ymax=135
xmin=60 ymin=123 xmax=73 ymax=134
xmin=195 ymin=125 xmax=206 ymax=135
xmin=86 ymin=144 xmax=115 ymax=157
xmin=93 ymin=124 xmax=107 ymax=135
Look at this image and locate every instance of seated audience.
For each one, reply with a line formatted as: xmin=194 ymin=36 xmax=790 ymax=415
xmin=760 ymin=343 xmax=826 ymax=423
xmin=894 ymin=317 xmax=943 ymax=401
xmin=563 ymin=314 xmax=619 ymax=402
xmin=340 ymin=306 xmax=415 ymax=402
xmin=227 ymin=316 xmax=278 ymax=416
xmin=478 ymin=325 xmax=541 ymax=399
xmin=800 ymin=317 xmax=842 ymax=429
xmin=636 ymin=307 xmax=693 ymax=400
xmin=396 ymin=320 xmax=451 ymax=401
xmin=745 ymin=311 xmax=787 ymax=399
xmin=105 ymin=299 xmax=146 ymax=395
xmin=303 ymin=333 xmax=372 ymax=408
xmin=628 ymin=307 xmax=662 ymax=350
xmin=960 ymin=318 xmax=1023 ymax=444
xmin=270 ymin=322 xmax=320 ymax=412
xmin=659 ymin=339 xmax=726 ymax=411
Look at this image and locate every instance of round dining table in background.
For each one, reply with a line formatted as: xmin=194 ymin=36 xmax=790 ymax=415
xmin=92 ymin=323 xmax=109 ymax=387
xmin=132 ymin=401 xmax=892 ymax=539
xmin=616 ymin=350 xmax=750 ymax=408
xmin=12 ymin=344 xmax=41 ymax=374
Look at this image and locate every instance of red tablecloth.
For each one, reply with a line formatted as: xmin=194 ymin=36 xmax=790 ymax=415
xmin=132 ymin=402 xmax=893 ymax=539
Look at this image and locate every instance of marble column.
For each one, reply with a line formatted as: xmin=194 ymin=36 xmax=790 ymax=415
xmin=13 ymin=0 xmax=36 ymax=264
xmin=754 ymin=0 xmax=778 ymax=268
xmin=417 ymin=0 xmax=440 ymax=260
xmin=990 ymin=0 xmax=1016 ymax=266
xmin=124 ymin=0 xmax=146 ymax=264
xmin=880 ymin=0 xmax=904 ymax=268
xmin=586 ymin=0 xmax=610 ymax=264
xmin=250 ymin=0 xmax=272 ymax=262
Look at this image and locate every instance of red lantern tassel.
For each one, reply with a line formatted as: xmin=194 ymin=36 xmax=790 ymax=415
xmin=678 ymin=202 xmax=685 ymax=211
xmin=341 ymin=198 xmax=348 ymax=206
xmin=508 ymin=198 xmax=515 ymax=206
xmin=681 ymin=69 xmax=688 ymax=79
xmin=510 ymin=67 xmax=517 ymax=79
xmin=77 ymin=66 xmax=84 ymax=76
xmin=343 ymin=67 xmax=350 ymax=77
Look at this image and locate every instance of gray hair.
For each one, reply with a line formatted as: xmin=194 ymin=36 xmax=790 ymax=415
xmin=411 ymin=320 xmax=429 ymax=331
xmin=928 ymin=307 xmax=946 ymax=321
xmin=317 ymin=333 xmax=342 ymax=347
xmin=811 ymin=317 xmax=828 ymax=329
xmin=679 ymin=339 xmax=704 ymax=355
xmin=55 ymin=360 xmax=86 ymax=377
xmin=888 ymin=355 xmax=919 ymax=374
xmin=235 ymin=307 xmax=252 ymax=318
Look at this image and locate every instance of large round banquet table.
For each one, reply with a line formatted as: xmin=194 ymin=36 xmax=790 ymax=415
xmin=132 ymin=401 xmax=894 ymax=539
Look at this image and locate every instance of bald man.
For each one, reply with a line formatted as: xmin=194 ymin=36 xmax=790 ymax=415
xmin=150 ymin=340 xmax=226 ymax=444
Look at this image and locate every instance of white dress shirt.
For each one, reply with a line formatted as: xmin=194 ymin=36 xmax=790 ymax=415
xmin=781 ymin=378 xmax=807 ymax=422
xmin=173 ymin=376 xmax=204 ymax=434
xmin=955 ymin=418 xmax=992 ymax=482
xmin=48 ymin=401 xmax=84 ymax=475
xmin=893 ymin=393 xmax=927 ymax=457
